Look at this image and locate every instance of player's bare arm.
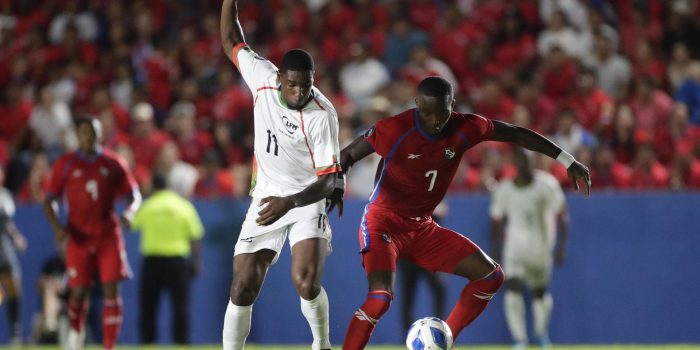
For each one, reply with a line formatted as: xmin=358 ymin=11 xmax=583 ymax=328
xmin=256 ymin=173 xmax=336 ymax=226
xmin=489 ymin=120 xmax=592 ymax=195
xmin=326 ymin=135 xmax=376 ymax=217
xmin=220 ymin=0 xmax=246 ymax=63
xmin=43 ymin=195 xmax=66 ymax=243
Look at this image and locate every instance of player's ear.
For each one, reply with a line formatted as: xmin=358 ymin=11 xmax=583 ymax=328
xmin=414 ymin=97 xmax=419 ymax=107
xmin=451 ymin=98 xmax=456 ymax=110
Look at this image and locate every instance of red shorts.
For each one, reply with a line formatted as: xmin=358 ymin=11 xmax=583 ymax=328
xmin=358 ymin=205 xmax=481 ymax=274
xmin=65 ymin=233 xmax=131 ymax=288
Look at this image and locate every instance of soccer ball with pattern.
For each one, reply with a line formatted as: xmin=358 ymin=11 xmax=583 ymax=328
xmin=406 ymin=317 xmax=454 ymax=350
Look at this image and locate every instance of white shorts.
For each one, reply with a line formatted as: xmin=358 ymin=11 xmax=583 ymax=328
xmin=503 ymin=246 xmax=552 ymax=289
xmin=234 ymin=197 xmax=332 ymax=264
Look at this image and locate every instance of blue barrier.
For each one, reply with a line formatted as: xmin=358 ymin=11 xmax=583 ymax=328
xmin=1 ymin=193 xmax=699 ymax=345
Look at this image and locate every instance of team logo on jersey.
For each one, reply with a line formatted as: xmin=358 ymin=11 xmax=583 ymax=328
xmin=444 ymin=147 xmax=456 ymax=160
xmin=364 ymin=126 xmax=375 ymax=139
xmin=380 ymin=233 xmax=392 ymax=244
xmin=73 ymin=169 xmax=83 ymax=178
xmin=99 ymin=167 xmax=109 ymax=177
xmin=281 ymin=115 xmax=299 ymax=134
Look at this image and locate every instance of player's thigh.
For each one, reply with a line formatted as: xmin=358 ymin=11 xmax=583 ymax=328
xmin=97 ymin=237 xmax=131 ymax=285
xmin=234 ymin=224 xmax=288 ymax=266
xmin=408 ymin=224 xmax=493 ymax=279
xmin=288 ymin=214 xmax=332 ymax=276
xmin=358 ymin=209 xmax=404 ymax=274
xmin=65 ymin=240 xmax=97 ymax=288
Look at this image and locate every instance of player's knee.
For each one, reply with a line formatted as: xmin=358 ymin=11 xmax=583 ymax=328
xmin=229 ymin=280 xmax=260 ymax=306
xmin=291 ymin=267 xmax=321 ymax=300
xmin=477 ymin=265 xmax=505 ymax=293
xmin=358 ymin=290 xmax=393 ymax=321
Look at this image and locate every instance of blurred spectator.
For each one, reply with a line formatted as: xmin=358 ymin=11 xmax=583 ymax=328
xmin=48 ymin=0 xmax=98 ymax=44
xmin=29 ymin=86 xmax=77 ymax=160
xmin=583 ymin=34 xmax=632 ymax=100
xmin=472 ymin=77 xmax=515 ymax=122
xmin=629 ymin=143 xmax=670 ymax=190
xmin=539 ymin=0 xmax=588 ymax=32
xmin=17 ymin=152 xmax=51 ymax=204
xmin=537 ymin=46 xmax=578 ymax=100
xmin=590 ymin=145 xmax=631 ymax=190
xmin=400 ymin=45 xmax=459 ymax=93
xmin=128 ymin=102 xmax=170 ymax=171
xmin=109 ymin=62 xmax=133 ymax=110
xmin=579 ymin=7 xmax=620 ymax=57
xmin=667 ymin=42 xmax=700 ymax=92
xmin=629 ymin=76 xmax=674 ymax=134
xmin=551 ymin=109 xmax=597 ymax=155
xmin=167 ymin=101 xmax=213 ymax=166
xmin=339 ymin=42 xmax=390 ymax=110
xmin=537 ymin=10 xmax=582 ymax=58
xmin=0 ymin=83 xmax=32 ymax=152
xmin=132 ymin=174 xmax=204 ymax=344
xmin=630 ymin=40 xmax=667 ymax=88
xmin=384 ymin=17 xmax=429 ymax=74
xmin=674 ymin=62 xmax=700 ymax=125
xmin=565 ymin=68 xmax=615 ymax=132
xmin=194 ymin=151 xmax=234 ymax=199
xmin=156 ymin=142 xmax=198 ymax=198
xmin=610 ymin=105 xmax=638 ymax=164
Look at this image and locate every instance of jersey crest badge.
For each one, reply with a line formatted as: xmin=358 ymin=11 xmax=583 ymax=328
xmin=381 ymin=233 xmax=392 ymax=244
xmin=444 ymin=147 xmax=456 ymax=160
xmin=282 ymin=115 xmax=299 ymax=134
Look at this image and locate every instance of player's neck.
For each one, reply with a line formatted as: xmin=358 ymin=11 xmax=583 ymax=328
xmin=514 ymin=174 xmax=533 ymax=187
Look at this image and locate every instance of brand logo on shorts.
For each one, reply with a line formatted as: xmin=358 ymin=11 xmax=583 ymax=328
xmin=239 ymin=237 xmax=253 ymax=243
xmin=380 ymin=233 xmax=392 ymax=244
xmin=444 ymin=147 xmax=456 ymax=160
xmin=67 ymin=268 xmax=78 ymax=279
xmin=408 ymin=153 xmax=422 ymax=159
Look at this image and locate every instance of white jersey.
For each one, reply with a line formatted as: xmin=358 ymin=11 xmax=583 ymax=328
xmin=490 ymin=170 xmax=565 ymax=256
xmin=233 ymin=44 xmax=341 ymax=199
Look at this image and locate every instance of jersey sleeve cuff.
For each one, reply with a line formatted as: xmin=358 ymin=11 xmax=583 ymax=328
xmin=315 ymin=164 xmax=342 ymax=176
xmin=231 ymin=42 xmax=248 ymax=69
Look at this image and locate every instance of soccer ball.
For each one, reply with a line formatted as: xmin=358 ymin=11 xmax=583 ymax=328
xmin=406 ymin=317 xmax=454 ymax=350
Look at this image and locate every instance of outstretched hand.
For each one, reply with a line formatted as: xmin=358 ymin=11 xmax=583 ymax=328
xmin=325 ymin=188 xmax=344 ymax=218
xmin=256 ymin=196 xmax=295 ymax=226
xmin=567 ymin=161 xmax=591 ymax=195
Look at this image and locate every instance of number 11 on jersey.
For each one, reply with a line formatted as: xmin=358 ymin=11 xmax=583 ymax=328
xmin=425 ymin=170 xmax=437 ymax=191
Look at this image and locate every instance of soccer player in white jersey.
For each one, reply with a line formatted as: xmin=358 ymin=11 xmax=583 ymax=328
xmin=220 ymin=1 xmax=342 ymax=349
xmin=490 ymin=147 xmax=569 ymax=350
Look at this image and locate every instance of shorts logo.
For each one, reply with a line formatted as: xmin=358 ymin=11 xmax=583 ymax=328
xmin=67 ymin=268 xmax=77 ymax=279
xmin=239 ymin=237 xmax=253 ymax=243
xmin=444 ymin=147 xmax=456 ymax=160
xmin=99 ymin=167 xmax=109 ymax=176
xmin=380 ymin=233 xmax=392 ymax=244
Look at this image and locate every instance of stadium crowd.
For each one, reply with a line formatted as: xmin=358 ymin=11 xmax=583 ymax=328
xmin=1 ymin=0 xmax=700 ymax=201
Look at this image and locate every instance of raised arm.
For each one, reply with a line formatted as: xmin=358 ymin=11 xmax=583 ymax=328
xmin=489 ymin=120 xmax=591 ymax=194
xmin=220 ymin=0 xmax=246 ymax=63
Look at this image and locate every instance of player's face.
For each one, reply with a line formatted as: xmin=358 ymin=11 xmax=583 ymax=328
xmin=279 ymin=70 xmax=314 ymax=110
xmin=415 ymin=94 xmax=455 ymax=135
xmin=76 ymin=123 xmax=98 ymax=152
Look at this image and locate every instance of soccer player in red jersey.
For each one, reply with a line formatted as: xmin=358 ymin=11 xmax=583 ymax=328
xmin=329 ymin=77 xmax=590 ymax=349
xmin=43 ymin=118 xmax=141 ymax=350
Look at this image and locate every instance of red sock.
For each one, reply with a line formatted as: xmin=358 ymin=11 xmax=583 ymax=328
xmin=342 ymin=290 xmax=393 ymax=350
xmin=67 ymin=299 xmax=87 ymax=333
xmin=446 ymin=266 xmax=505 ymax=339
xmin=102 ymin=297 xmax=123 ymax=349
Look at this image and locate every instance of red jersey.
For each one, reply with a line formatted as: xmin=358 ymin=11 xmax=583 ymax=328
xmin=364 ymin=109 xmax=494 ymax=217
xmin=47 ymin=149 xmax=138 ymax=241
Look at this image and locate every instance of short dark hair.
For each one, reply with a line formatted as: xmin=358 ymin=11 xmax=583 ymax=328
xmin=152 ymin=173 xmax=167 ymax=191
xmin=281 ymin=49 xmax=314 ymax=72
xmin=417 ymin=76 xmax=453 ymax=99
xmin=74 ymin=116 xmax=94 ymax=128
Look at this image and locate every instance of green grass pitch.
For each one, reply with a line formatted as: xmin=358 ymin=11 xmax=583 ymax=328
xmin=2 ymin=345 xmax=700 ymax=350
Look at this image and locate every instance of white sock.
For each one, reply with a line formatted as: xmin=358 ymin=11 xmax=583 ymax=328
xmin=504 ymin=291 xmax=528 ymax=344
xmin=533 ymin=293 xmax=553 ymax=339
xmin=300 ymin=287 xmax=331 ymax=350
xmin=223 ymin=300 xmax=253 ymax=350
xmin=64 ymin=329 xmax=84 ymax=350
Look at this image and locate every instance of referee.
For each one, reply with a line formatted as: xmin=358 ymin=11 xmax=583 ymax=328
xmin=132 ymin=174 xmax=204 ymax=344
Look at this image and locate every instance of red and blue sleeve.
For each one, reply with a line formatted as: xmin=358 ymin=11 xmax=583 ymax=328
xmin=364 ymin=119 xmax=395 ymax=158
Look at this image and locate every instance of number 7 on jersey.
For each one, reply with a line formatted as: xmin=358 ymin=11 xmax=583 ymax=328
xmin=425 ymin=170 xmax=437 ymax=191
